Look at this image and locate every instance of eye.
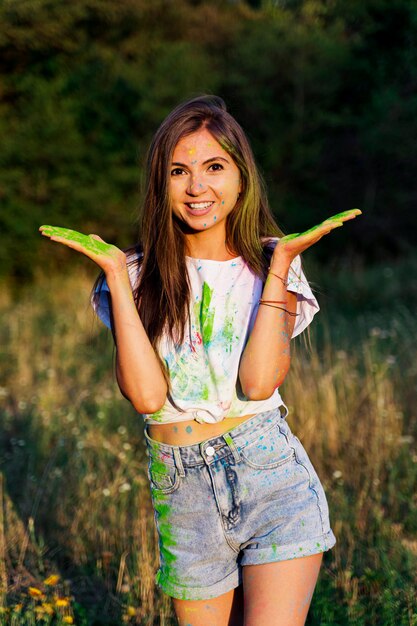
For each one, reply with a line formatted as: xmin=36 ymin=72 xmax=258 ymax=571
xmin=171 ymin=167 xmax=186 ymax=176
xmin=208 ymin=163 xmax=224 ymax=172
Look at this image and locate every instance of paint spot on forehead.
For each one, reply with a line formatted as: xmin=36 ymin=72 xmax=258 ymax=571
xmin=188 ymin=147 xmax=196 ymax=155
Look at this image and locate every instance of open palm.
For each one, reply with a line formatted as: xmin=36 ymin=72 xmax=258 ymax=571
xmin=274 ymin=209 xmax=362 ymax=263
xmin=39 ymin=225 xmax=126 ymax=274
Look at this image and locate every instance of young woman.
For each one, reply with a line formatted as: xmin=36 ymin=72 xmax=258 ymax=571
xmin=40 ymin=95 xmax=360 ymax=626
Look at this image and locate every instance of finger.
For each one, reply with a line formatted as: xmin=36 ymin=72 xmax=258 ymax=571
xmin=48 ymin=235 xmax=89 ymax=254
xmin=40 ymin=225 xmax=78 ymax=237
xmin=39 ymin=226 xmax=97 ymax=254
xmin=281 ymin=221 xmax=341 ymax=245
xmin=301 ymin=221 xmax=343 ymax=237
xmin=322 ymin=208 xmax=362 ymax=224
xmin=39 ymin=225 xmax=88 ymax=245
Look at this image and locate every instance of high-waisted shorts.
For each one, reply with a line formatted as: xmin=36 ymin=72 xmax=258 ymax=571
xmin=144 ymin=406 xmax=336 ymax=601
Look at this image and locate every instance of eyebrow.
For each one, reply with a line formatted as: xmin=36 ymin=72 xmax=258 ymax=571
xmin=171 ymin=156 xmax=230 ymax=167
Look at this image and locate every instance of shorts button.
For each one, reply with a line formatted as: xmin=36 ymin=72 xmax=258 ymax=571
xmin=206 ymin=446 xmax=215 ymax=457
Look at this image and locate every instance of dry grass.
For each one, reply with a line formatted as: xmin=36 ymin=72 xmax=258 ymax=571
xmin=0 ymin=269 xmax=416 ymax=625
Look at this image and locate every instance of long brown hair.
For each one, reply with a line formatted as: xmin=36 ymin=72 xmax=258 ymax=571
xmin=94 ymin=95 xmax=285 ymax=389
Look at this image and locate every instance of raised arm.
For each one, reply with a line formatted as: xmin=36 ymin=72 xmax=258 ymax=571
xmin=39 ymin=226 xmax=168 ymax=413
xmin=238 ymin=209 xmax=361 ymax=400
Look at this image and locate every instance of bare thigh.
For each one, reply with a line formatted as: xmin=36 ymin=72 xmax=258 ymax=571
xmin=243 ymin=553 xmax=323 ymax=626
xmin=172 ymin=584 xmax=244 ymax=626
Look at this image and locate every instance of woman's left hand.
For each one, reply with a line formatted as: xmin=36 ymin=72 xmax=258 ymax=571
xmin=272 ymin=208 xmax=362 ymax=266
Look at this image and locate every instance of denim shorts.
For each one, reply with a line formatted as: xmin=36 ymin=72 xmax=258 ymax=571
xmin=144 ymin=406 xmax=336 ymax=601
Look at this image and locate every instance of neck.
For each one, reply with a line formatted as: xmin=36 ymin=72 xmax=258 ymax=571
xmin=184 ymin=231 xmax=237 ymax=261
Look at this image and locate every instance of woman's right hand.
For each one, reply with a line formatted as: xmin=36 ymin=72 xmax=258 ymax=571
xmin=40 ymin=224 xmax=168 ymax=413
xmin=39 ymin=225 xmax=127 ymax=276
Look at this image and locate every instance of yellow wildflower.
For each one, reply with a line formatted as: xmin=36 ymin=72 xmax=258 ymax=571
xmin=42 ymin=602 xmax=55 ymax=615
xmin=55 ymin=597 xmax=70 ymax=607
xmin=34 ymin=605 xmax=45 ymax=614
xmin=44 ymin=574 xmax=60 ymax=586
xmin=63 ymin=616 xmax=74 ymax=624
xmin=127 ymin=606 xmax=136 ymax=616
xmin=29 ymin=586 xmax=45 ymax=598
xmin=12 ymin=603 xmax=23 ymax=612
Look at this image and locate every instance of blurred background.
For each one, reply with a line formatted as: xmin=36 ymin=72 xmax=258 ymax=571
xmin=0 ymin=1 xmax=416 ymax=624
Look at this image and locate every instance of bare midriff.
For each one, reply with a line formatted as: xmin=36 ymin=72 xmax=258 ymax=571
xmin=147 ymin=413 xmax=257 ymax=446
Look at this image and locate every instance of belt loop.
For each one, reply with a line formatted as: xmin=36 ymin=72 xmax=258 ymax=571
xmin=223 ymin=432 xmax=241 ymax=463
xmin=280 ymin=403 xmax=289 ymax=420
xmin=173 ymin=447 xmax=185 ymax=477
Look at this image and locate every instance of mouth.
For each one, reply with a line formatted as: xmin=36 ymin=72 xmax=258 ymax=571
xmin=184 ymin=201 xmax=214 ymax=216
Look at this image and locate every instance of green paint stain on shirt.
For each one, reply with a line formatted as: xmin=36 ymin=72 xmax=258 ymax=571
xmin=201 ymin=382 xmax=209 ymax=400
xmin=222 ymin=315 xmax=236 ymax=353
xmin=200 ymin=282 xmax=215 ymax=345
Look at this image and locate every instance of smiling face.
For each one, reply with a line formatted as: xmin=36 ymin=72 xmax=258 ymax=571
xmin=169 ymin=128 xmax=242 ymax=253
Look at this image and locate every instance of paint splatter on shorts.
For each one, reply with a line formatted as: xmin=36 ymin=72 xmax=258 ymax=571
xmin=144 ymin=406 xmax=336 ymax=601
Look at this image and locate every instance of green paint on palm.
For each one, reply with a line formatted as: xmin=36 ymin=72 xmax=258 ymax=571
xmin=200 ymin=282 xmax=215 ymax=345
xmin=323 ymin=208 xmax=361 ymax=222
xmin=280 ymin=208 xmax=361 ymax=243
xmin=40 ymin=225 xmax=115 ymax=255
xmin=279 ymin=232 xmax=300 ymax=243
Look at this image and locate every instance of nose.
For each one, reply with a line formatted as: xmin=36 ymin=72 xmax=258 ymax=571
xmin=187 ymin=175 xmax=207 ymax=195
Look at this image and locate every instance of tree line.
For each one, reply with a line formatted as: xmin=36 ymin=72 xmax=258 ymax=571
xmin=1 ymin=0 xmax=416 ymax=278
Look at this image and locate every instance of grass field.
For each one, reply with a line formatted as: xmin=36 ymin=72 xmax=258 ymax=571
xmin=0 ymin=258 xmax=416 ymax=625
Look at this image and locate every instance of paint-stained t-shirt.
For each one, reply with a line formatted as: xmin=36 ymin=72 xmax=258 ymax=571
xmin=92 ymin=239 xmax=319 ymax=424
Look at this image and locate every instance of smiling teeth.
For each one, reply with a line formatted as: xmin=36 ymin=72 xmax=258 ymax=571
xmin=188 ymin=202 xmax=213 ymax=209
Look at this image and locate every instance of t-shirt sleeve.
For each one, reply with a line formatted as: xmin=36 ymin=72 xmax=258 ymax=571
xmin=287 ymin=254 xmax=319 ymax=338
xmin=91 ymin=275 xmax=112 ymax=330
xmin=90 ymin=250 xmax=142 ymax=331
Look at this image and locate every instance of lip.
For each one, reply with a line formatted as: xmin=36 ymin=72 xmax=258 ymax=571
xmin=184 ymin=201 xmax=214 ymax=216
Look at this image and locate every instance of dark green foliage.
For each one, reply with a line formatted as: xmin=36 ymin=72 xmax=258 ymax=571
xmin=1 ymin=0 xmax=416 ymax=277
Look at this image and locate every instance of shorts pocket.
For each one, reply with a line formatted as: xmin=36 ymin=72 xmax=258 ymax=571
xmin=239 ymin=423 xmax=295 ymax=470
xmin=148 ymin=457 xmax=181 ymax=495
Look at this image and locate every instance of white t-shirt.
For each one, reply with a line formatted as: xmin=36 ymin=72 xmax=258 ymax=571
xmin=92 ymin=240 xmax=319 ymax=424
